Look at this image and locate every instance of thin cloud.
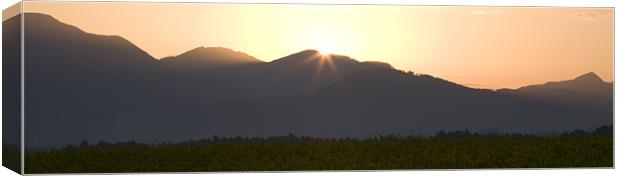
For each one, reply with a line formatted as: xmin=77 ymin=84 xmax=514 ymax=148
xmin=574 ymin=12 xmax=601 ymax=21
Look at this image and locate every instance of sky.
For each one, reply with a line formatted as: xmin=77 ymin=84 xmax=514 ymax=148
xmin=23 ymin=2 xmax=613 ymax=89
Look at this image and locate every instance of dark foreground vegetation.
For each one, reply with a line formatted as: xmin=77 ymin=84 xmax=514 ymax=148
xmin=25 ymin=126 xmax=612 ymax=173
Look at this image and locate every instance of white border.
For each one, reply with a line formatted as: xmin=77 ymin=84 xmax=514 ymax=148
xmin=0 ymin=0 xmax=617 ymax=176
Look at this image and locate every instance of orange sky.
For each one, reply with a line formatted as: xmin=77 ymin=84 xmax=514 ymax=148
xmin=22 ymin=2 xmax=613 ymax=89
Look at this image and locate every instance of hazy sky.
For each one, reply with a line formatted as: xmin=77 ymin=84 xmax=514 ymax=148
xmin=24 ymin=2 xmax=613 ymax=89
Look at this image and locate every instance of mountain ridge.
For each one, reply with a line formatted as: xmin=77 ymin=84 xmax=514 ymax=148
xmin=498 ymin=72 xmax=612 ymax=98
xmin=16 ymin=13 xmax=608 ymax=92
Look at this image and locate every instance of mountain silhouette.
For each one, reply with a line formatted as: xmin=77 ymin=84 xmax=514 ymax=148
xmin=227 ymin=49 xmax=393 ymax=97
xmin=503 ymin=72 xmax=611 ymax=96
xmin=17 ymin=13 xmax=236 ymax=147
xmin=314 ymin=68 xmax=611 ymax=132
xmin=265 ymin=50 xmax=393 ymax=76
xmin=576 ymin=72 xmax=605 ymax=82
xmin=497 ymin=72 xmax=613 ymax=108
xmin=8 ymin=13 xmax=613 ymax=147
xmin=161 ymin=48 xmax=393 ymax=97
xmin=161 ymin=46 xmax=263 ymax=73
xmin=199 ymin=68 xmax=611 ymax=138
xmin=22 ymin=13 xmax=236 ymax=103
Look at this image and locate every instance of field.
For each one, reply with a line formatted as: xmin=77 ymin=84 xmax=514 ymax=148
xmin=24 ymin=128 xmax=613 ymax=173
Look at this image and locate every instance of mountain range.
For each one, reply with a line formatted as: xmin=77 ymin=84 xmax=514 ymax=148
xmin=4 ymin=13 xmax=613 ymax=147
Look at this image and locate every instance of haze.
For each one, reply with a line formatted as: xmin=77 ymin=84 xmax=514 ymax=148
xmin=23 ymin=2 xmax=613 ymax=89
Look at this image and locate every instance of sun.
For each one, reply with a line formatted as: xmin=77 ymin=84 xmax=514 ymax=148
xmin=317 ymin=47 xmax=332 ymax=56
xmin=309 ymin=36 xmax=346 ymax=56
xmin=310 ymin=38 xmax=340 ymax=56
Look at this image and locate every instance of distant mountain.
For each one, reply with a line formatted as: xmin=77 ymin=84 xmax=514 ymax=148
xmin=501 ymin=72 xmax=611 ymax=96
xmin=198 ymin=68 xmax=611 ymax=138
xmin=8 ymin=13 xmax=613 ymax=148
xmin=161 ymin=46 xmax=263 ymax=73
xmin=311 ymin=68 xmax=611 ymax=133
xmin=497 ymin=72 xmax=613 ymax=108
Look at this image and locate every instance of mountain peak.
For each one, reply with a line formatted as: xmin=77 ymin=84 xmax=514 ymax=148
xmin=269 ymin=49 xmax=326 ymax=65
xmin=160 ymin=47 xmax=263 ymax=72
xmin=161 ymin=46 xmax=262 ymax=67
xmin=300 ymin=49 xmax=321 ymax=55
xmin=23 ymin=13 xmax=55 ymax=20
xmin=505 ymin=71 xmax=611 ymax=98
xmin=178 ymin=46 xmax=259 ymax=61
xmin=185 ymin=46 xmax=230 ymax=53
xmin=23 ymin=13 xmax=88 ymax=35
xmin=267 ymin=49 xmax=394 ymax=74
xmin=574 ymin=72 xmax=604 ymax=83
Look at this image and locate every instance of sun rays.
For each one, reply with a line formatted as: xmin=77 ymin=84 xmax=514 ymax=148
xmin=310 ymin=51 xmax=343 ymax=87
